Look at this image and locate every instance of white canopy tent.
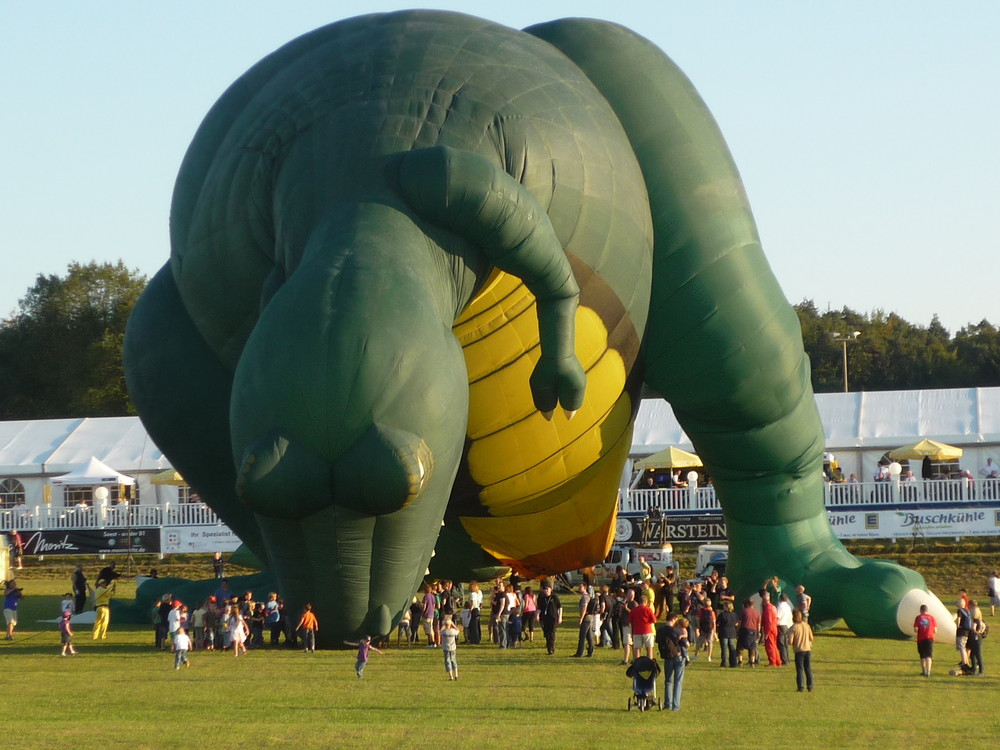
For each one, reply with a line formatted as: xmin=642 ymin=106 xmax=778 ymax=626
xmin=50 ymin=456 xmax=135 ymax=486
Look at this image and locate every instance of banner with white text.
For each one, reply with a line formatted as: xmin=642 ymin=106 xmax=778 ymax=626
xmin=160 ymin=525 xmax=242 ymax=554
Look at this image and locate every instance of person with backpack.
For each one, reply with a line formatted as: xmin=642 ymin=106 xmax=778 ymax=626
xmin=656 ymin=612 xmax=689 ymax=711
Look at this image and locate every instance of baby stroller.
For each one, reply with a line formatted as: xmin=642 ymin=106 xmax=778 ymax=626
xmin=626 ymin=656 xmax=662 ymax=711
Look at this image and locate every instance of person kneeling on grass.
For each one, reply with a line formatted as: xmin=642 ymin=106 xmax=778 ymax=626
xmin=344 ymin=636 xmax=383 ymax=678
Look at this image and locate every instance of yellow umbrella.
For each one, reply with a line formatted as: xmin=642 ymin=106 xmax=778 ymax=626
xmin=634 ymin=446 xmax=703 ymax=470
xmin=888 ymin=439 xmax=963 ymax=462
xmin=150 ymin=469 xmax=188 ymax=486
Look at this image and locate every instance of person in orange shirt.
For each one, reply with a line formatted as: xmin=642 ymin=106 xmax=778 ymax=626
xmin=297 ymin=603 xmax=319 ymax=653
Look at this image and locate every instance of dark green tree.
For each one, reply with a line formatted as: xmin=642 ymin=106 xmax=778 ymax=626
xmin=0 ymin=261 xmax=147 ymax=419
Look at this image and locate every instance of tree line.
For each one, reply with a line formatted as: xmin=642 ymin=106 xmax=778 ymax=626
xmin=0 ymin=263 xmax=997 ymax=420
xmin=794 ymin=300 xmax=1000 ymax=393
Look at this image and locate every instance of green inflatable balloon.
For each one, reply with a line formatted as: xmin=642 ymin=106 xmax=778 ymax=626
xmin=124 ymin=10 xmax=953 ymax=646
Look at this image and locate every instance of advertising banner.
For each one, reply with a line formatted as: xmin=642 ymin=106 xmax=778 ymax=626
xmin=827 ymin=508 xmax=1000 ymax=539
xmin=619 ymin=507 xmax=1000 ymax=546
xmin=160 ymin=526 xmax=242 ymax=554
xmin=19 ymin=528 xmax=159 ymax=556
xmin=616 ymin=514 xmax=727 ymax=545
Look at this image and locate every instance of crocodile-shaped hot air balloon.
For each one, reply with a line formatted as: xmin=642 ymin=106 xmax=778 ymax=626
xmin=124 ymin=10 xmax=953 ymax=646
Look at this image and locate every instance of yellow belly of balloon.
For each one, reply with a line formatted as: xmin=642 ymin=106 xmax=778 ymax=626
xmin=452 ymin=271 xmax=634 ymax=572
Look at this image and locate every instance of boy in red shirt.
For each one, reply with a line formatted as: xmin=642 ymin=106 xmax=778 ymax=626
xmin=913 ymin=604 xmax=937 ymax=677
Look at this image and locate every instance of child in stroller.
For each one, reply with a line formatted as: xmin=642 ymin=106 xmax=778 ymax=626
xmin=626 ymin=655 xmax=662 ymax=711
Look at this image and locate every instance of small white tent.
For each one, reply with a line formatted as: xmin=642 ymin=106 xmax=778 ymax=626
xmin=50 ymin=457 xmax=135 ymax=486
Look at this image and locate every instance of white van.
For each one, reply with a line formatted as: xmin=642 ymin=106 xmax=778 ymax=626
xmin=562 ymin=545 xmax=676 ymax=589
xmin=694 ymin=543 xmax=729 ymax=579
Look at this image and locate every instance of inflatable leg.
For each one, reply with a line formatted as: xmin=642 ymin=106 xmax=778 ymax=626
xmin=229 ymin=203 xmax=470 ymax=644
xmin=531 ymin=19 xmax=954 ymax=640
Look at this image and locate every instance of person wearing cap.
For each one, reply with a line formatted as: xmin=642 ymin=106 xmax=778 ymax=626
xmin=92 ymin=578 xmax=114 ymax=640
xmin=59 ymin=610 xmax=77 ymax=656
xmin=344 ymin=634 xmax=383 ymax=678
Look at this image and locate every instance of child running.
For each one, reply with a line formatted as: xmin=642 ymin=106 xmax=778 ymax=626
xmin=173 ymin=628 xmax=192 ymax=669
xmin=343 ymin=635 xmax=383 ymax=678
xmin=59 ymin=611 xmax=77 ymax=656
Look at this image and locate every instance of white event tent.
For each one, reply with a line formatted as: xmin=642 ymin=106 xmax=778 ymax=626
xmin=0 ymin=417 xmax=171 ymax=508
xmin=2 ymin=387 xmax=1000 ymax=510
xmin=631 ymin=386 xmax=1000 ymax=482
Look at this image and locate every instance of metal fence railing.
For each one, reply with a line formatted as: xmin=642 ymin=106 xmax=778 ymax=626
xmin=620 ymin=477 xmax=1000 ymax=515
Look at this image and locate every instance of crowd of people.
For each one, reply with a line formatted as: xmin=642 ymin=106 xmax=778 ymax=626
xmin=148 ymin=581 xmax=321 ymax=663
xmin=10 ymin=550 xmax=1000 ymax=694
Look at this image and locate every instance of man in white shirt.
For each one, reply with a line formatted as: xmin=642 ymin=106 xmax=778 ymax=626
xmin=776 ymin=593 xmax=794 ymax=666
xmin=981 ymin=458 xmax=999 ymax=478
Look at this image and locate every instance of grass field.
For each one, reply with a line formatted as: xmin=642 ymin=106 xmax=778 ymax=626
xmin=5 ymin=557 xmax=1000 ymax=749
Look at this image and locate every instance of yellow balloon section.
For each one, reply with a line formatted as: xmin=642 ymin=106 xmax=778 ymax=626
xmin=453 ymin=270 xmax=632 ymax=575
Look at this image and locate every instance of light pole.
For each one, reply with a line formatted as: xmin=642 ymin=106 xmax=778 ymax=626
xmin=830 ymin=331 xmax=860 ymax=392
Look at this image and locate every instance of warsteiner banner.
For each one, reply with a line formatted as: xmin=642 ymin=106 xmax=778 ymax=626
xmin=616 ymin=513 xmax=728 ymax=545
xmin=19 ymin=528 xmax=158 ymax=556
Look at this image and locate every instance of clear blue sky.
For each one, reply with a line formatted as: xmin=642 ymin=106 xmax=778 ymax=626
xmin=2 ymin=1 xmax=997 ymax=333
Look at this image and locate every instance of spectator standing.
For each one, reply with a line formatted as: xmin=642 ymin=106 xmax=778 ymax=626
xmin=913 ymin=604 xmax=937 ymax=677
xmin=655 ymin=613 xmax=689 ymax=711
xmin=695 ymin=599 xmax=716 ymax=662
xmin=536 ymin=581 xmax=562 ymax=655
xmin=521 ymin=586 xmax=537 ymax=643
xmin=716 ymin=600 xmax=739 ymax=667
xmin=787 ymin=609 xmax=814 ymax=691
xmin=795 ymin=585 xmax=812 ymax=622
xmin=628 ymin=595 xmax=657 ymax=660
xmin=440 ymin=616 xmax=460 ymax=680
xmin=92 ymin=579 xmax=114 ymax=640
xmin=776 ymin=594 xmax=794 ymax=666
xmin=4 ymin=580 xmax=24 ymax=640
xmin=212 ymin=551 xmax=225 ymax=578
xmin=265 ymin=592 xmax=282 ymax=645
xmin=761 ymin=591 xmax=783 ymax=666
xmin=71 ymin=565 xmax=91 ymax=615
xmin=737 ymin=598 xmax=760 ymax=666
xmin=988 ymin=571 xmax=1000 ymax=617
xmin=572 ymin=583 xmax=595 ymax=658
xmin=967 ymin=601 xmax=986 ymax=675
xmin=59 ymin=610 xmax=77 ymax=656
xmin=9 ymin=530 xmax=24 ymax=570
xmin=466 ymin=582 xmax=483 ymax=645
xmin=296 ymin=604 xmax=318 ymax=653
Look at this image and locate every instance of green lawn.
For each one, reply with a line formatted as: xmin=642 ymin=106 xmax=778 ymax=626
xmin=6 ymin=572 xmax=1000 ymax=748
